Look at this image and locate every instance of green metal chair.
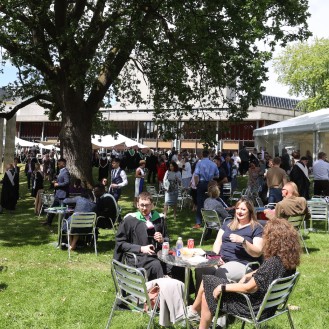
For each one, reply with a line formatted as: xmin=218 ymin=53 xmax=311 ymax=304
xmin=288 ymin=214 xmax=309 ymax=254
xmin=62 ymin=212 xmax=97 ymax=259
xmin=212 ymin=272 xmax=300 ymax=329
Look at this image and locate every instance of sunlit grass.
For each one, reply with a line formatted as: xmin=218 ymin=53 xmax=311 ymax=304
xmin=0 ymin=166 xmax=327 ymax=328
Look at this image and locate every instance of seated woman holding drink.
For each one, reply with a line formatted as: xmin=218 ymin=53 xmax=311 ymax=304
xmin=195 ymin=197 xmax=263 ymax=291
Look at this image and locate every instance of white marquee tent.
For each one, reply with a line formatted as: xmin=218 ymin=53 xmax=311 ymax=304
xmin=91 ymin=133 xmax=149 ymax=150
xmin=253 ymin=108 xmax=329 ymax=159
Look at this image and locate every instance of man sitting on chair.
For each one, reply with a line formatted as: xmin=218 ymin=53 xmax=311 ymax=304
xmin=114 ymin=191 xmax=190 ymax=286
xmin=114 ymin=192 xmax=169 ymax=280
xmin=264 ymin=182 xmax=308 ymax=220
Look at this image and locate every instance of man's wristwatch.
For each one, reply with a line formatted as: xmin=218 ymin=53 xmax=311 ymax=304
xmin=242 ymin=238 xmax=247 ymax=246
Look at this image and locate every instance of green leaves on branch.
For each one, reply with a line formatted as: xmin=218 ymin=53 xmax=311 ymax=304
xmin=274 ymin=38 xmax=329 ymax=112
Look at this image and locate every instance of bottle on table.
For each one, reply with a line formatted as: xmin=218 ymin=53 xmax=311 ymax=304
xmin=176 ymin=237 xmax=184 ymax=257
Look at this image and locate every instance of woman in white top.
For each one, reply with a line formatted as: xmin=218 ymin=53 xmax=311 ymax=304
xmin=181 ymin=154 xmax=192 ymax=189
xmin=134 ymin=160 xmax=146 ymax=207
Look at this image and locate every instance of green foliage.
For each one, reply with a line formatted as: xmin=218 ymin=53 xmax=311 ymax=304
xmin=274 ymin=38 xmax=329 ymax=112
xmin=0 ymin=1 xmax=311 ymax=127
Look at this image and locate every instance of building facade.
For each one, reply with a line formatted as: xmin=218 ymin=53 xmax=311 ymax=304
xmin=14 ymin=95 xmax=299 ymax=151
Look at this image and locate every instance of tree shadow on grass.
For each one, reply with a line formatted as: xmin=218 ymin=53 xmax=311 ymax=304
xmin=0 ymin=201 xmax=53 ymax=247
xmin=0 ymin=283 xmax=8 ymax=291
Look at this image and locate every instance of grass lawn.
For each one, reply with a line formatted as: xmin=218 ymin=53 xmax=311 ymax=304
xmin=0 ymin=166 xmax=328 ymax=328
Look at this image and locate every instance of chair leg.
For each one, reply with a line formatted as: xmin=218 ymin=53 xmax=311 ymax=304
xmin=147 ymin=295 xmax=160 ymax=329
xmin=94 ymin=232 xmax=98 ymax=256
xmin=199 ymin=226 xmax=206 ymax=246
xmin=67 ymin=234 xmax=71 ymax=260
xmin=105 ymin=299 xmax=118 ymax=329
xmin=287 ymin=310 xmax=296 ymax=329
xmin=299 ymin=232 xmax=309 ymax=255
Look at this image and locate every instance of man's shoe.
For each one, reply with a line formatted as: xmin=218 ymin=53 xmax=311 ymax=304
xmin=192 ymin=224 xmax=201 ymax=229
xmin=186 ymin=305 xmax=200 ymax=322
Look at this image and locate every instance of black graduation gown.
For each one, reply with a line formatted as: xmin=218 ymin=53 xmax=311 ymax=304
xmin=1 ymin=170 xmax=17 ymax=210
xmin=114 ymin=214 xmax=169 ymax=280
xmin=32 ymin=171 xmax=44 ymax=197
xmin=290 ymin=163 xmax=310 ymax=199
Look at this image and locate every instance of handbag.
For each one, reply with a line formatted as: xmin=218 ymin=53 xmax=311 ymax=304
xmin=143 ymin=284 xmax=160 ymax=312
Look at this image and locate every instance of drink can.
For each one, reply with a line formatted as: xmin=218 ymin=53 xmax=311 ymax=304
xmin=162 ymin=242 xmax=169 ymax=256
xmin=187 ymin=239 xmax=194 ymax=249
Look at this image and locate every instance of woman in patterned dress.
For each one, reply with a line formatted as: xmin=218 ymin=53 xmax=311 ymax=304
xmin=187 ymin=218 xmax=301 ymax=328
xmin=134 ymin=160 xmax=146 ymax=207
xmin=163 ymin=161 xmax=182 ymax=219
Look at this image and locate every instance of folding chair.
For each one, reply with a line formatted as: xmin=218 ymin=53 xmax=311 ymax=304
xmin=62 ymin=212 xmax=97 ymax=259
xmin=307 ymin=200 xmax=329 ymax=232
xmin=230 ymin=190 xmax=243 ymax=204
xmin=288 ymin=214 xmax=309 ymax=254
xmin=146 ymin=185 xmax=165 ymax=206
xmin=222 ymin=183 xmax=232 ymax=198
xmin=200 ymin=209 xmax=228 ymax=246
xmin=38 ymin=193 xmax=54 ymax=217
xmin=212 ymin=272 xmax=300 ymax=329
xmin=106 ymin=259 xmax=160 ymax=329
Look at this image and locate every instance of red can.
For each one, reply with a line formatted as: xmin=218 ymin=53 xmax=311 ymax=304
xmin=187 ymin=239 xmax=194 ymax=249
xmin=162 ymin=242 xmax=170 ymax=256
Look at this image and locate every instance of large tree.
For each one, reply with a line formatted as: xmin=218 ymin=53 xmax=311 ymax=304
xmin=274 ymin=38 xmax=329 ymax=112
xmin=0 ymin=1 xmax=310 ymax=184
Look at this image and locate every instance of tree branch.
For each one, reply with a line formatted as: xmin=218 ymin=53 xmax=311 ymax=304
xmin=0 ymin=94 xmax=51 ymax=120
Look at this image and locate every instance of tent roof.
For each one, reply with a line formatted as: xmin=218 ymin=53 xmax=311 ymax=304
xmin=254 ymin=108 xmax=329 ymax=137
xmin=91 ymin=133 xmax=149 ymax=149
xmin=15 ymin=137 xmax=44 ymax=148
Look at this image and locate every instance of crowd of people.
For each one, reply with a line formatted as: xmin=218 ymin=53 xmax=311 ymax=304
xmin=1 ymin=144 xmax=325 ymax=327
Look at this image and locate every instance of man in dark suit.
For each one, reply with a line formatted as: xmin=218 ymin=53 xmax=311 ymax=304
xmin=221 ymin=154 xmax=232 ymax=182
xmin=42 ymin=158 xmax=70 ymax=226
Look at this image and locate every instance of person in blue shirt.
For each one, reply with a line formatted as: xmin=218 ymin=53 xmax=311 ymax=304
xmin=193 ymin=150 xmax=219 ymax=229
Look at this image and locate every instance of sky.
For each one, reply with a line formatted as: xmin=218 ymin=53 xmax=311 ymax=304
xmin=262 ymin=0 xmax=329 ymax=98
xmin=0 ymin=0 xmax=328 ymax=99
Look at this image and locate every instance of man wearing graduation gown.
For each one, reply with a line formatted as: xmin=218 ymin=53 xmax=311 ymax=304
xmin=114 ymin=192 xmax=168 ymax=280
xmin=289 ymin=156 xmax=310 ymax=200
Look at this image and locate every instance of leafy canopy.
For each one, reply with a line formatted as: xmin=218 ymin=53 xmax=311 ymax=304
xmin=274 ymin=38 xmax=329 ymax=112
xmin=0 ymin=1 xmax=311 ymax=135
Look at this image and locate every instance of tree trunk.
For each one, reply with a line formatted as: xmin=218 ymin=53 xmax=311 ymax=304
xmin=4 ymin=115 xmax=17 ymax=171
xmin=59 ymin=99 xmax=94 ymax=188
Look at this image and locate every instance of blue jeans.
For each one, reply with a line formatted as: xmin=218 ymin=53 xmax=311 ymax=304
xmin=196 ymin=181 xmax=209 ymax=225
xmin=268 ymin=188 xmax=283 ymax=204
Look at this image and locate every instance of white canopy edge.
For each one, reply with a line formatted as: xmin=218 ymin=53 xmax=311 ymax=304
xmin=253 ymin=108 xmax=329 ymax=137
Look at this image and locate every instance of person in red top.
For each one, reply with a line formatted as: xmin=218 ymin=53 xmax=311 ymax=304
xmin=157 ymin=155 xmax=167 ymax=189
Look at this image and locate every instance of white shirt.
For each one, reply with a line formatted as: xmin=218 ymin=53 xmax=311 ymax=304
xmin=313 ymin=159 xmax=329 ymax=180
xmin=181 ymin=161 xmax=192 ymax=179
xmin=231 ymin=155 xmax=241 ymax=168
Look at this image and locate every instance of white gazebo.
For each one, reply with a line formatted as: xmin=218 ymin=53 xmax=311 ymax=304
xmin=253 ymin=108 xmax=329 ymax=159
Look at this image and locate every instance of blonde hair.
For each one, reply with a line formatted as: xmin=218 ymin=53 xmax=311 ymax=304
xmin=285 ymin=181 xmax=299 ymax=197
xmin=228 ymin=197 xmax=260 ymax=231
xmin=207 ymin=184 xmax=220 ymax=198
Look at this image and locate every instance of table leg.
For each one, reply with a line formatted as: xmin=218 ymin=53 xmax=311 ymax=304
xmin=57 ymin=213 xmax=64 ymax=248
xmin=184 ymin=267 xmax=190 ymax=305
xmin=184 ymin=267 xmax=191 ymax=329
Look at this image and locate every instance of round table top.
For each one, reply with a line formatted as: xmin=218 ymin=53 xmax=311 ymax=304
xmin=45 ymin=207 xmax=73 ymax=214
xmin=157 ymin=251 xmax=220 ymax=269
